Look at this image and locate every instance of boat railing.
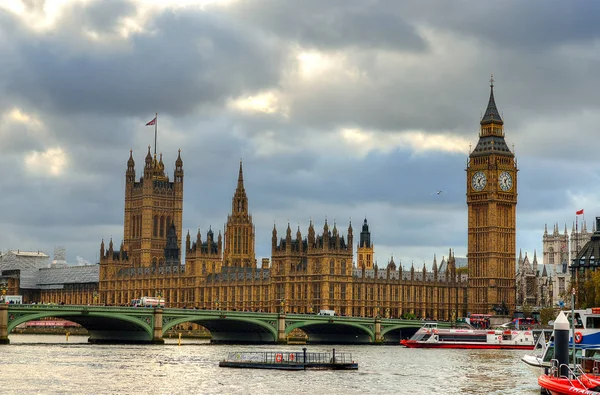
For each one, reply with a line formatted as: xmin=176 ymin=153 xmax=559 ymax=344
xmin=223 ymin=351 xmax=354 ymax=364
xmin=577 ymin=356 xmax=600 ymax=374
xmin=549 ymin=358 xmax=596 ymax=389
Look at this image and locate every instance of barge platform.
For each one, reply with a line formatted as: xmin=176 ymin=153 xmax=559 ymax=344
xmin=219 ymin=348 xmax=358 ymax=370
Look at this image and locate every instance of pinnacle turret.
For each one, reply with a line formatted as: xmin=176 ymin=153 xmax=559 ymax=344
xmin=480 ymin=75 xmax=503 ymax=126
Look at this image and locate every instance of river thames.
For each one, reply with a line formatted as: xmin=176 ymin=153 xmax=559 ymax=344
xmin=2 ymin=334 xmax=541 ymax=394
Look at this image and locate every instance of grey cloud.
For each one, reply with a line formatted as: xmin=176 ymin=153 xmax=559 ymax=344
xmin=1 ymin=4 xmax=285 ymax=117
xmin=2 ymin=1 xmax=600 ymax=267
xmin=402 ymin=0 xmax=600 ymax=51
xmin=225 ymin=0 xmax=426 ymax=52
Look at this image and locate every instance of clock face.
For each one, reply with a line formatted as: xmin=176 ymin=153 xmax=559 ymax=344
xmin=499 ymin=171 xmax=513 ymax=191
xmin=471 ymin=171 xmax=487 ymax=191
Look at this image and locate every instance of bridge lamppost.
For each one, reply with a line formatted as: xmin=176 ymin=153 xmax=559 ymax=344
xmin=92 ymin=291 xmax=99 ymax=305
xmin=0 ymin=282 xmax=6 ymax=303
xmin=280 ymin=299 xmax=285 ymax=314
xmin=215 ymin=298 xmax=220 ymax=312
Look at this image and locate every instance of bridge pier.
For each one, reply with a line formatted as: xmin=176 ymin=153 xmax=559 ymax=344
xmin=277 ymin=313 xmax=287 ymax=344
xmin=152 ymin=308 xmax=165 ymax=344
xmin=0 ymin=304 xmax=8 ymax=344
xmin=374 ymin=318 xmax=383 ymax=344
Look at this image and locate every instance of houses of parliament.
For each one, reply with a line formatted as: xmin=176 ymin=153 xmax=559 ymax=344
xmin=3 ymin=81 xmax=518 ymax=320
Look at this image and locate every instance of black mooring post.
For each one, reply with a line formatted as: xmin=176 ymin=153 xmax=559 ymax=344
xmin=303 ymin=347 xmax=307 ymax=369
xmin=332 ymin=348 xmax=336 ymax=364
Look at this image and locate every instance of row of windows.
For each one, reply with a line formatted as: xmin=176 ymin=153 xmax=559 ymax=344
xmin=153 ymin=215 xmax=172 ymax=237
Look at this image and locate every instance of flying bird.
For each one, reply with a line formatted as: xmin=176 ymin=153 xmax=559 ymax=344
xmin=430 ymin=190 xmax=445 ymax=195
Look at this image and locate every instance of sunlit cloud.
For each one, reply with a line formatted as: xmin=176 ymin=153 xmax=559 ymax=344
xmin=340 ymin=128 xmax=470 ymax=157
xmin=229 ymin=91 xmax=287 ymax=115
xmin=7 ymin=108 xmax=43 ymax=128
xmin=295 ymin=50 xmax=356 ymax=81
xmin=0 ymin=0 xmax=79 ymax=32
xmin=24 ymin=147 xmax=69 ymax=177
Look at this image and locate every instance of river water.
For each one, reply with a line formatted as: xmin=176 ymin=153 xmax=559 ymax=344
xmin=2 ymin=335 xmax=541 ymax=394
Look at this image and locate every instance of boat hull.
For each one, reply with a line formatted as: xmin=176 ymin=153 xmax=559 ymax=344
xmin=538 ymin=373 xmax=600 ymax=395
xmin=400 ymin=340 xmax=534 ymax=350
xmin=219 ymin=361 xmax=358 ymax=370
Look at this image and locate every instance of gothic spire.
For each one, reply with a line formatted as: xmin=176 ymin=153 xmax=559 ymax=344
xmin=480 ymin=75 xmax=503 ymax=126
xmin=237 ymin=159 xmax=244 ymax=191
xmin=231 ymin=159 xmax=248 ymax=215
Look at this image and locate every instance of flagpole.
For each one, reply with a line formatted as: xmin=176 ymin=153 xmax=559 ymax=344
xmin=154 ymin=112 xmax=158 ymax=156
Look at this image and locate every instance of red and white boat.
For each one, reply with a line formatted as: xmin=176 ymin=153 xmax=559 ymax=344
xmin=538 ymin=364 xmax=600 ymax=395
xmin=400 ymin=322 xmax=535 ymax=350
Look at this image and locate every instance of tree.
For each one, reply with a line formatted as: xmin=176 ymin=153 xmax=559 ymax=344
xmin=402 ymin=312 xmax=417 ymax=320
xmin=576 ymin=269 xmax=600 ymax=309
xmin=539 ymin=307 xmax=555 ymax=326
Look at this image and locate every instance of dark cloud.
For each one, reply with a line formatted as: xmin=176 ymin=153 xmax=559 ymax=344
xmin=225 ymin=0 xmax=426 ymax=52
xmin=1 ymin=2 xmax=285 ymax=117
xmin=0 ymin=0 xmax=599 ymax=267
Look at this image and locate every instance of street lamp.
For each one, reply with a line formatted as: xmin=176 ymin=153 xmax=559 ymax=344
xmin=92 ymin=291 xmax=99 ymax=305
xmin=0 ymin=282 xmax=6 ymax=303
xmin=280 ymin=298 xmax=285 ymax=314
xmin=215 ymin=298 xmax=220 ymax=312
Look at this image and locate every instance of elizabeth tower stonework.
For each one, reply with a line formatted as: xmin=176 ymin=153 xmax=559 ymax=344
xmin=466 ymin=79 xmax=517 ymax=315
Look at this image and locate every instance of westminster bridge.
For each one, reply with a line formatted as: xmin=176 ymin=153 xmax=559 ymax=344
xmin=0 ymin=304 xmax=451 ymax=345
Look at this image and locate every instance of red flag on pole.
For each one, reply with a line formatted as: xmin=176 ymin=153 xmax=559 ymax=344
xmin=576 ymin=209 xmax=584 ymax=215
xmin=145 ymin=117 xmax=157 ymax=126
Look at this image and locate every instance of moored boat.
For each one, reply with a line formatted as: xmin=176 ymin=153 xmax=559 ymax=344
xmin=538 ymin=363 xmax=600 ymax=395
xmin=522 ymin=307 xmax=600 ymax=373
xmin=219 ymin=348 xmax=358 ymax=370
xmin=400 ymin=322 xmax=535 ymax=349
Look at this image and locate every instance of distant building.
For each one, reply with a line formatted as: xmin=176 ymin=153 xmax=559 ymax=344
xmin=0 ymin=248 xmax=98 ymax=304
xmin=570 ymin=216 xmax=600 ymax=275
xmin=543 ymin=222 xmax=592 ymax=268
xmin=515 ymin=250 xmax=559 ymax=308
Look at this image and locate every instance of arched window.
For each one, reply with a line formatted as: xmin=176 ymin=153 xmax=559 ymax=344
xmin=167 ymin=216 xmax=171 ymax=227
xmin=160 ymin=216 xmax=165 ymax=237
xmin=341 ymin=259 xmax=346 ymax=276
xmin=330 ymin=259 xmax=335 ymax=275
xmin=153 ymin=216 xmax=158 ymax=237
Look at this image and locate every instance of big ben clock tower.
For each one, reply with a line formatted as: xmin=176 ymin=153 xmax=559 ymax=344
xmin=466 ymin=77 xmax=517 ymax=315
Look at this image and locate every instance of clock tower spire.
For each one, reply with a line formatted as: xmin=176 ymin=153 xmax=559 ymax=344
xmin=466 ymin=77 xmax=517 ymax=316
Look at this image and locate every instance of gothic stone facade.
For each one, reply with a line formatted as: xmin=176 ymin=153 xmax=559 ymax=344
xmin=466 ymin=80 xmax=518 ymax=315
xmin=92 ymin=146 xmax=469 ymax=319
xmin=38 ymin=84 xmax=520 ymax=319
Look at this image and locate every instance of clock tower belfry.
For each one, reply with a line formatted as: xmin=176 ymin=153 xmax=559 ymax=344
xmin=466 ymin=78 xmax=518 ymax=315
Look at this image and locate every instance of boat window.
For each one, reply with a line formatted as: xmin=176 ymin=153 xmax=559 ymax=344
xmin=543 ymin=346 xmax=555 ymax=362
xmin=574 ymin=313 xmax=584 ymax=328
xmin=587 ymin=317 xmax=600 ymax=328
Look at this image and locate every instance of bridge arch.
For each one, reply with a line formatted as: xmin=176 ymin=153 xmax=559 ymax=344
xmin=380 ymin=322 xmax=423 ymax=343
xmin=163 ymin=315 xmax=278 ymax=344
xmin=286 ymin=320 xmax=375 ymax=344
xmin=7 ymin=307 xmax=155 ymax=343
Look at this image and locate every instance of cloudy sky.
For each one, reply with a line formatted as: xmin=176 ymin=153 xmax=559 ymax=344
xmin=1 ymin=0 xmax=600 ymax=268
